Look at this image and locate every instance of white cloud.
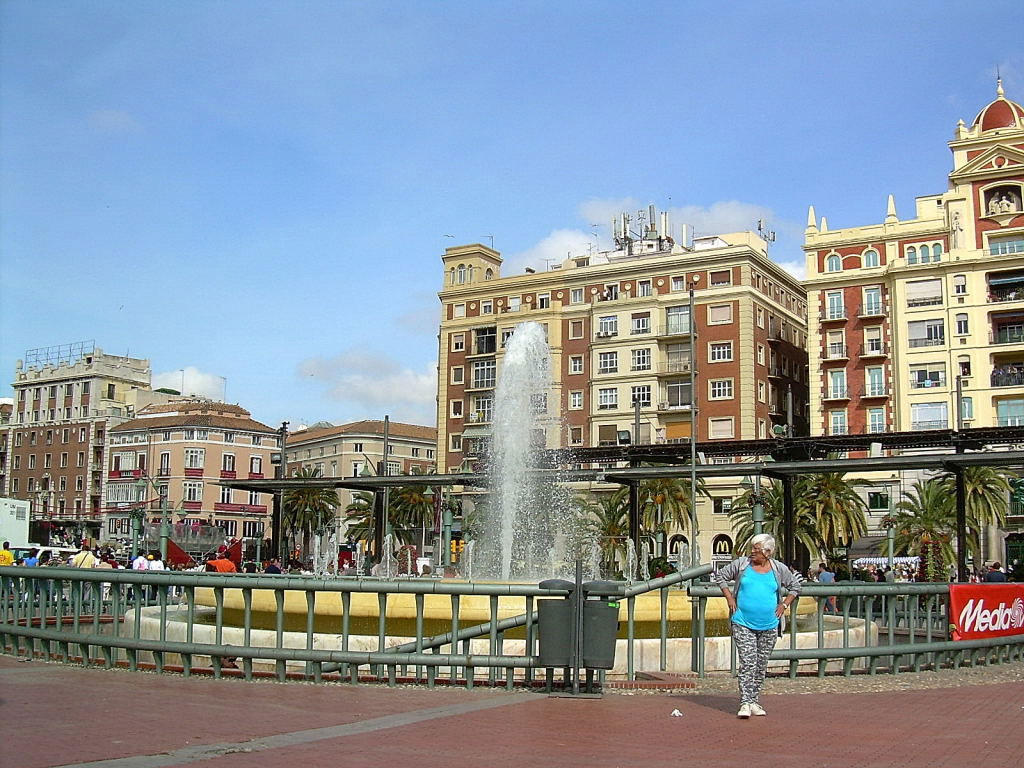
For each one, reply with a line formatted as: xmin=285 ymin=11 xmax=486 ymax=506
xmin=89 ymin=109 xmax=142 ymax=135
xmin=503 ymin=228 xmax=596 ymax=274
xmin=153 ymin=366 xmax=225 ymax=400
xmin=298 ymin=349 xmax=437 ymax=425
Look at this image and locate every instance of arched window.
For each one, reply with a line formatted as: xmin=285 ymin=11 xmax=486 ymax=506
xmin=449 ymin=267 xmax=456 ymax=285
xmin=485 ymin=268 xmax=494 ymax=280
xmin=825 ymin=254 xmax=841 ymax=273
xmin=907 ymin=246 xmax=917 ymax=264
xmin=932 ymin=242 xmax=942 ymax=261
xmin=863 ymin=249 xmax=879 ymax=268
xmin=456 ymin=264 xmax=467 ymax=284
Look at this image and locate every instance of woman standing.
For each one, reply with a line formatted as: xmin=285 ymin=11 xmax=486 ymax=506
xmin=712 ymin=533 xmax=802 ymax=718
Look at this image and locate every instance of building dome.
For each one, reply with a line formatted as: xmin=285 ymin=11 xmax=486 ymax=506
xmin=972 ymin=79 xmax=1024 ymax=132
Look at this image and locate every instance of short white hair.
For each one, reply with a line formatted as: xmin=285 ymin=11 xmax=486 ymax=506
xmin=750 ymin=533 xmax=776 ymax=556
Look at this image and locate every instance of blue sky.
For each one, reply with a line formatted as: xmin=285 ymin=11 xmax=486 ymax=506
xmin=1 ymin=1 xmax=1022 ymax=429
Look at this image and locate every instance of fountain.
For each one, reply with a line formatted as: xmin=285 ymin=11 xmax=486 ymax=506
xmin=152 ymin=319 xmax=844 ymax=676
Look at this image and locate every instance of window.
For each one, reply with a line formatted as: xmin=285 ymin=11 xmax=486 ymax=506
xmin=473 ymin=395 xmax=493 ymax=422
xmin=911 ymin=402 xmax=948 ymax=430
xmin=954 ymin=274 xmax=967 ymax=295
xmin=352 ymin=442 xmax=363 ymax=453
xmin=222 ymin=454 xmax=235 ymax=472
xmin=451 ymin=366 xmax=464 ymax=385
xmin=997 ymin=399 xmax=1024 ymax=427
xmin=910 ymin=363 xmax=946 ymax=389
xmin=507 ymin=296 xmax=521 ymax=312
xmin=75 ymin=476 xmax=83 ymax=491
xmin=709 ymin=379 xmax=733 ymax=400
xmin=906 ymin=279 xmax=942 ymax=307
xmin=183 ymin=481 xmax=203 ymax=502
xmin=538 ymin=293 xmax=551 ymax=309
xmin=827 ymin=369 xmax=847 ymax=399
xmin=758 ymin=381 xmax=766 ymax=402
xmin=757 ymin=344 xmax=765 ymax=365
xmin=666 ymin=380 xmax=691 ymax=408
xmin=907 ymin=319 xmax=945 ymax=348
xmin=449 ymin=434 xmax=462 ymax=451
xmin=451 ymin=400 xmax=463 ymax=417
xmin=185 ymin=448 xmax=205 ymax=469
xmin=862 ymin=287 xmax=882 ymax=315
xmin=597 ymin=316 xmax=618 ymax=336
xmin=569 ymin=320 xmax=584 ymax=339
xmin=570 ymin=427 xmax=583 ymax=445
xmin=465 ymin=359 xmax=496 ymax=391
xmin=672 ymin=276 xmax=685 ymax=291
xmin=709 ymin=341 xmax=733 ymax=362
xmin=598 ymin=388 xmax=618 ymax=409
xmin=631 ymin=348 xmax=651 ymax=371
xmin=709 ymin=417 xmax=734 ymax=439
xmin=907 ymin=245 xmax=917 ymax=264
xmin=865 ymin=366 xmax=886 ymax=396
xmin=224 ymin=431 xmax=234 ymax=443
xmin=864 ymin=249 xmax=879 ymax=268
xmin=864 ymin=327 xmax=884 ymax=355
xmin=955 ymin=313 xmax=969 ymax=335
xmin=598 ymin=352 xmax=618 ymax=374
xmin=451 ymin=333 xmax=465 ymax=352
xmin=603 ymin=284 xmax=619 ymax=300
xmin=77 ymin=451 xmax=85 ymax=467
xmin=867 ymin=491 xmax=890 ymax=513
xmin=387 ymin=461 xmax=401 ymax=475
xmin=631 ymin=313 xmax=651 ymax=335
xmin=501 ymin=328 xmax=514 ymax=347
xmin=829 ymin=410 xmax=847 ymax=435
xmin=709 ymin=269 xmax=731 ymax=286
xmin=570 ymin=288 xmax=584 ymax=304
xmin=826 ymin=330 xmax=846 ymax=359
xmin=960 ymin=396 xmax=974 ymax=421
xmin=708 ymin=304 xmax=732 ymax=324
xmin=713 ymin=498 xmax=733 ymax=515
xmin=569 ymin=355 xmax=584 ymax=374
xmin=756 ymin=306 xmax=765 ymax=328
xmin=637 ymin=279 xmax=652 ymax=297
xmin=481 ymin=300 xmax=493 ymax=314
xmin=825 ymin=291 xmax=845 ymax=320
xmin=453 ymin=303 xmax=466 ymax=318
xmin=220 ymin=485 xmax=232 ymax=504
xmin=631 ymin=385 xmax=651 ymax=407
xmin=958 ymin=355 xmax=972 ymax=377
xmin=868 ymin=407 xmax=886 ymax=433
xmin=825 ymin=254 xmax=841 ymax=272
xmin=60 ymin=452 xmax=68 ymax=467
xmin=198 ymin=429 xmax=209 ymax=440
xmin=569 ymin=391 xmax=583 ymax=409
xmin=665 ymin=306 xmax=690 ymax=334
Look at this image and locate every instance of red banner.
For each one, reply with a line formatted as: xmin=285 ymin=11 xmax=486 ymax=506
xmin=949 ymin=584 xmax=1024 ymax=641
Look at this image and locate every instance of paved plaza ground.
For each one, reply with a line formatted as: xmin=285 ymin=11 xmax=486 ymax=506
xmin=2 ymin=654 xmax=1022 ymax=768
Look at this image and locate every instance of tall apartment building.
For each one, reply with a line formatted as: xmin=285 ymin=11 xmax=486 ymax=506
xmin=107 ymin=400 xmax=280 ymax=543
xmin=285 ymin=419 xmax=437 ymax=519
xmin=436 ymin=209 xmax=809 ymax=475
xmin=803 ymin=82 xmax=1024 ymax=564
xmin=0 ymin=343 xmax=169 ymax=543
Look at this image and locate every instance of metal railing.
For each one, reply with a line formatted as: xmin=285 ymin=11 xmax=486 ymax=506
xmin=2 ymin=567 xmax=1021 ymax=688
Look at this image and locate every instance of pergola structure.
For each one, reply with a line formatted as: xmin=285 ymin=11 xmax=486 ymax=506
xmin=224 ymin=426 xmax=1024 ymax=580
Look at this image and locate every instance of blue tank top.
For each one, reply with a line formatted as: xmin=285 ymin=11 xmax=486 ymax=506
xmin=732 ymin=566 xmax=779 ymax=631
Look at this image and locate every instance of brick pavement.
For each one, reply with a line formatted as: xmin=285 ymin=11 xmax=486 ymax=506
xmin=2 ymin=655 xmax=1021 ymax=768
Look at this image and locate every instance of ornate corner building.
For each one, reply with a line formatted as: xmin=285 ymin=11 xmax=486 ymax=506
xmin=805 ymin=81 xmax=1024 ymax=439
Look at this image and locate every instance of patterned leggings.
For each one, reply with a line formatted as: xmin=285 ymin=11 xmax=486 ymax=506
xmin=731 ymin=622 xmax=778 ymax=704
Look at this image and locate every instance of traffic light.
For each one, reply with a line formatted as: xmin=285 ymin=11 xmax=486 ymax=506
xmin=450 ymin=531 xmax=465 ymax=562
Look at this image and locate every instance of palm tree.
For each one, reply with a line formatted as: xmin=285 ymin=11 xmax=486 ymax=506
xmin=388 ymin=480 xmax=437 ymax=546
xmin=283 ymin=466 xmax=340 ymax=559
xmin=729 ymin=479 xmax=822 ymax=557
xmin=577 ymin=489 xmax=629 ymax=578
xmin=796 ymin=472 xmax=869 ymax=561
xmin=888 ymin=478 xmax=960 ymax=580
xmin=637 ymin=467 xmax=709 ymax=540
xmin=343 ymin=490 xmax=376 ymax=546
xmin=939 ymin=464 xmax=1011 ymax=532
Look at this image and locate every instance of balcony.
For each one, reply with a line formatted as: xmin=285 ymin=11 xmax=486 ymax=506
xmin=594 ymin=330 xmax=619 ymax=341
xmin=248 ymin=472 xmax=264 ymax=480
xmin=906 ymin=296 xmax=943 ymax=308
xmin=657 ymin=361 xmax=692 ymax=375
xmin=910 ymin=420 xmax=948 ymax=431
xmin=991 ymin=327 xmax=1024 ymax=345
xmin=998 ymin=417 xmax=1024 ymax=427
xmin=184 ymin=467 xmax=204 ymax=478
xmin=823 ymin=387 xmax=850 ymax=401
xmin=860 ymin=385 xmax=889 ymax=398
xmin=657 ymin=324 xmax=691 ymax=338
xmin=989 ymin=239 xmax=1024 ymax=256
xmin=220 ymin=469 xmax=237 ymax=479
xmin=467 ymin=411 xmax=492 ymax=424
xmin=909 ymin=375 xmax=946 ymax=390
xmin=183 ymin=501 xmax=203 ymax=511
xmin=992 ymin=369 xmax=1024 ymax=388
xmin=767 ymin=366 xmax=784 ymax=378
xmin=214 ymin=502 xmax=268 ymax=514
xmin=107 ymin=469 xmax=142 ymax=480
xmin=857 ymin=303 xmax=887 ymax=318
xmin=860 ymin=342 xmax=888 ymax=358
xmin=823 ymin=344 xmax=848 ymax=362
xmin=157 ymin=467 xmax=171 ymax=477
xmin=987 ymin=285 xmax=1024 ymax=304
xmin=908 ymin=337 xmax=945 ymax=349
xmin=630 ymin=326 xmax=651 ymax=336
xmin=657 ymin=401 xmax=692 ymax=411
xmin=821 ymin=307 xmax=847 ymax=322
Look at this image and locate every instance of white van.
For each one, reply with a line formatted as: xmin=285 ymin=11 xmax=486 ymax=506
xmin=11 ymin=545 xmax=80 ymax=565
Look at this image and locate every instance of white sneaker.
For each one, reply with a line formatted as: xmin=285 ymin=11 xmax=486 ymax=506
xmin=749 ymin=703 xmax=766 ymax=716
xmin=737 ymin=703 xmax=752 ymax=718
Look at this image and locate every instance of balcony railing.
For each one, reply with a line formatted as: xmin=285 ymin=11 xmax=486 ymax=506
xmin=657 ymin=401 xmax=692 ymax=410
xmin=220 ymin=470 xmax=237 ymax=479
xmin=991 ymin=328 xmax=1024 ymax=345
xmin=997 ymin=416 xmax=1024 ymax=427
xmin=908 ymin=337 xmax=945 ymax=348
xmin=184 ymin=467 xmax=204 ymax=478
xmin=861 ymin=385 xmax=889 ymax=398
xmin=657 ymin=361 xmax=692 ymax=374
xmin=857 ymin=303 xmax=887 ymax=318
xmin=906 ymin=296 xmax=943 ymax=308
xmin=860 ymin=342 xmax=887 ymax=357
xmin=991 ymin=370 xmax=1024 ymax=387
xmin=823 ymin=387 xmax=850 ymax=400
xmin=909 ymin=375 xmax=946 ymax=389
xmin=989 ymin=239 xmax=1024 ymax=256
xmin=911 ymin=420 xmax=949 ymax=431
xmin=987 ymin=286 xmax=1024 ymax=303
xmin=822 ymin=308 xmax=847 ymax=321
xmin=823 ymin=344 xmax=848 ymax=360
xmin=657 ymin=324 xmax=691 ymax=337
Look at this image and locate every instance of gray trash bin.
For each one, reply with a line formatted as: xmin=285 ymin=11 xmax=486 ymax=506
xmin=537 ymin=579 xmax=575 ymax=667
xmin=581 ymin=580 xmax=620 ymax=670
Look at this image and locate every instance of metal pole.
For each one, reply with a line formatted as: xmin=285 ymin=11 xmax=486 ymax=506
xmin=955 ymin=467 xmax=967 ymax=582
xmin=273 ymin=421 xmax=289 ymax=565
xmin=688 ymin=282 xmax=698 ymax=568
xmin=887 ymin=525 xmax=895 ymax=573
xmin=628 ymin=400 xmax=642 ymax=553
xmin=442 ymin=496 xmax=453 ymax=570
xmin=159 ymin=485 xmax=169 ymax=562
xmin=752 ymin=477 xmax=764 ymax=537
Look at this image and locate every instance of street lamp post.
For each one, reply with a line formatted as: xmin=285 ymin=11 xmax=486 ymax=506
xmin=740 ymin=475 xmax=765 ymax=537
xmin=135 ymin=475 xmax=170 ymax=561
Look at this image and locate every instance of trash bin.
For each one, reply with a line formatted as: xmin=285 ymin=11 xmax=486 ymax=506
xmin=581 ymin=580 xmax=620 ymax=670
xmin=537 ymin=579 xmax=575 ymax=667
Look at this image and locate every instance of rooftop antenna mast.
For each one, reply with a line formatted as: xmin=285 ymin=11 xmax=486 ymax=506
xmin=481 ymin=234 xmax=494 ymax=248
xmin=756 ymin=218 xmax=776 ymax=246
